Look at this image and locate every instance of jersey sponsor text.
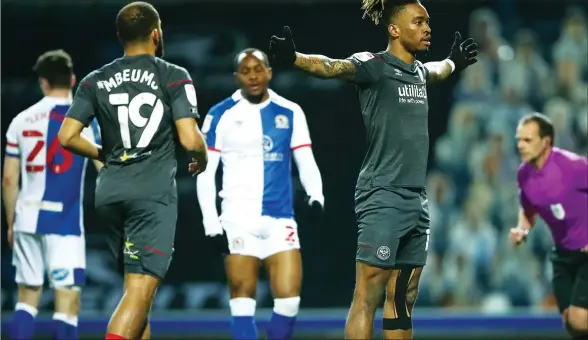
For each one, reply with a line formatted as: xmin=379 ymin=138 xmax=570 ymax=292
xmin=398 ymin=84 xmax=427 ymax=104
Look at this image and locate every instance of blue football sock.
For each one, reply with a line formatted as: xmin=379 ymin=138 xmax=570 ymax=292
xmin=53 ymin=313 xmax=70 ymax=339
xmin=229 ymin=298 xmax=258 ymax=339
xmin=67 ymin=315 xmax=79 ymax=339
xmin=267 ymin=297 xmax=300 ymax=339
xmin=267 ymin=312 xmax=296 ymax=339
xmin=12 ymin=303 xmax=37 ymax=339
xmin=231 ymin=316 xmax=258 ymax=339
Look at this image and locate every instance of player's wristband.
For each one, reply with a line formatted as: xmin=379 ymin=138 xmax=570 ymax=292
xmin=516 ymin=226 xmax=530 ymax=236
xmin=445 ymin=59 xmax=456 ymax=73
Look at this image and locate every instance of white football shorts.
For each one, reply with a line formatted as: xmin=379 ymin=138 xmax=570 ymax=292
xmin=223 ymin=216 xmax=300 ymax=259
xmin=12 ymin=231 xmax=86 ymax=288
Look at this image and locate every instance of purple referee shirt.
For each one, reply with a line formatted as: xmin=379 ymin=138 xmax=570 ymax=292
xmin=518 ymin=147 xmax=588 ymax=250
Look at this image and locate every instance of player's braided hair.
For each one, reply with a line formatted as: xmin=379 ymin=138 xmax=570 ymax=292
xmin=361 ymin=0 xmax=386 ymax=25
xmin=361 ymin=0 xmax=421 ymax=26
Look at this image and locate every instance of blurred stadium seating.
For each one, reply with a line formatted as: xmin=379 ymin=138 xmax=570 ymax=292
xmin=1 ymin=0 xmax=586 ymax=338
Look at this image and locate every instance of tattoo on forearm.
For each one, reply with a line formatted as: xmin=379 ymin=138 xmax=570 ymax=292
xmin=295 ymin=54 xmax=355 ymax=80
xmin=296 ymin=57 xmax=322 ymax=73
xmin=323 ymin=60 xmax=355 ymax=79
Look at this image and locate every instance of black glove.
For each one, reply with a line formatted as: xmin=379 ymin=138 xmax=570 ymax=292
xmin=448 ymin=31 xmax=478 ymax=72
xmin=208 ymin=232 xmax=229 ymax=257
xmin=269 ymin=26 xmax=297 ymax=66
xmin=307 ymin=197 xmax=324 ymax=221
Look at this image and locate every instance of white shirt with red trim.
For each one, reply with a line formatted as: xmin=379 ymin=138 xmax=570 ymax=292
xmin=5 ymin=96 xmax=100 ymax=235
xmin=196 ymin=89 xmax=323 ymax=235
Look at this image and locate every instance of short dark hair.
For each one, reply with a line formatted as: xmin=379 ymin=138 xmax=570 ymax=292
xmin=519 ymin=112 xmax=555 ymax=146
xmin=361 ymin=0 xmax=422 ymax=26
xmin=233 ymin=48 xmax=270 ymax=71
xmin=33 ymin=49 xmax=73 ymax=89
xmin=116 ymin=1 xmax=160 ymax=45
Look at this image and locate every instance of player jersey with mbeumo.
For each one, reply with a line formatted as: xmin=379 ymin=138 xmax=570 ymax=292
xmin=66 ymin=55 xmax=199 ymax=206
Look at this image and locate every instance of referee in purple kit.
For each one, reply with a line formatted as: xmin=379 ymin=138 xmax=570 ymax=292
xmin=511 ymin=112 xmax=588 ymax=339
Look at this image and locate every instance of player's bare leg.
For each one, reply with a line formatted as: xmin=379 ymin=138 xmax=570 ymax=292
xmin=140 ymin=319 xmax=151 ymax=339
xmin=106 ymin=273 xmax=159 ymax=339
xmin=225 ymin=254 xmax=260 ymax=339
xmin=563 ymin=306 xmax=588 ymax=339
xmin=11 ymin=285 xmax=42 ymax=339
xmin=110 ymin=276 xmax=151 ymax=339
xmin=54 ymin=287 xmax=81 ymax=339
xmin=345 ymin=261 xmax=390 ymax=339
xmin=383 ymin=266 xmax=423 ymax=340
xmin=264 ymin=249 xmax=302 ymax=339
xmin=138 ymin=294 xmax=152 ymax=340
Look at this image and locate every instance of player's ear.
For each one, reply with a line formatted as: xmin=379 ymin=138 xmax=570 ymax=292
xmin=267 ymin=67 xmax=273 ymax=82
xmin=151 ymin=29 xmax=160 ymax=45
xmin=39 ymin=78 xmax=49 ymax=91
xmin=388 ymin=24 xmax=400 ymax=39
xmin=71 ymin=74 xmax=77 ymax=88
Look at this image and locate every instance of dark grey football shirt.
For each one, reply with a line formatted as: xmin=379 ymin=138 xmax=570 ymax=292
xmin=66 ymin=54 xmax=199 ymax=206
xmin=347 ymin=51 xmax=430 ymax=189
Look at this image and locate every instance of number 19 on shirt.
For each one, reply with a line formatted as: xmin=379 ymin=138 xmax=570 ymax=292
xmin=109 ymin=92 xmax=163 ymax=149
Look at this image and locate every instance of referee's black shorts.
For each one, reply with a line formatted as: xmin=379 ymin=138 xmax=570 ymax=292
xmin=551 ymin=248 xmax=588 ymax=313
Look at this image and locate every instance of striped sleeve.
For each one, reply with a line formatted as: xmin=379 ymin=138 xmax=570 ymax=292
xmin=290 ymin=104 xmax=312 ymax=150
xmin=167 ymin=65 xmax=199 ymax=121
xmin=5 ymin=118 xmax=20 ymax=158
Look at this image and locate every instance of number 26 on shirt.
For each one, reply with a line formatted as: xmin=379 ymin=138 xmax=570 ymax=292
xmin=109 ymin=92 xmax=163 ymax=149
xmin=23 ymin=130 xmax=72 ymax=174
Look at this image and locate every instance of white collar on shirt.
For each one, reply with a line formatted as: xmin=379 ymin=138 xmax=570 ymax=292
xmin=231 ymin=89 xmax=278 ymax=108
xmin=43 ymin=96 xmax=72 ymax=105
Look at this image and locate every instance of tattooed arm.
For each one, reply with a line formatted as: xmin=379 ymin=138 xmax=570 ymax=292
xmin=294 ymin=53 xmax=357 ymax=81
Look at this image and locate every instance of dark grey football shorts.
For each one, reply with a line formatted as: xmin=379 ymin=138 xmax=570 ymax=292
xmin=96 ymin=192 xmax=177 ymax=280
xmin=355 ymin=186 xmax=430 ymax=268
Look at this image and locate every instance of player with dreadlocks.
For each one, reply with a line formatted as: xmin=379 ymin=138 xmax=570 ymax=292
xmin=269 ymin=0 xmax=478 ymax=339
